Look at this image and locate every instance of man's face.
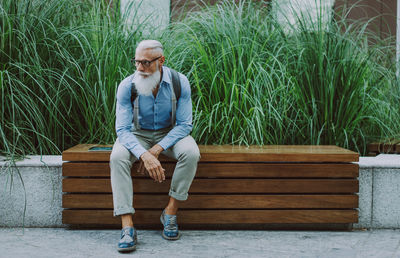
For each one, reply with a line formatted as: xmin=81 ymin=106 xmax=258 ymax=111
xmin=134 ymin=48 xmax=165 ymax=77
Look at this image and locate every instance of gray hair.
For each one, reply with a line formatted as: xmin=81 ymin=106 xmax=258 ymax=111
xmin=136 ymin=40 xmax=164 ymax=56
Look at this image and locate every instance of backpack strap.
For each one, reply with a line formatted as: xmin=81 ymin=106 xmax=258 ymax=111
xmin=170 ymin=68 xmax=181 ymax=101
xmin=169 ymin=69 xmax=181 ymax=127
xmin=130 ymin=82 xmax=140 ymax=129
xmin=130 ymin=82 xmax=137 ymax=110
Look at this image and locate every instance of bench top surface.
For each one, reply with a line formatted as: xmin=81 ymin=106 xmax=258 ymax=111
xmin=62 ymin=144 xmax=359 ymax=162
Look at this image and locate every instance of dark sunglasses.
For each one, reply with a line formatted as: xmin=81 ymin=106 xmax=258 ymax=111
xmin=131 ymin=56 xmax=162 ymax=68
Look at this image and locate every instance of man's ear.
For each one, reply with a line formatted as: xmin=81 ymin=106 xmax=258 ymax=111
xmin=159 ymin=56 xmax=165 ymax=67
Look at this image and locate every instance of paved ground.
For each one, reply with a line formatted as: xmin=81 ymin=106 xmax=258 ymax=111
xmin=1 ymin=228 xmax=400 ymax=258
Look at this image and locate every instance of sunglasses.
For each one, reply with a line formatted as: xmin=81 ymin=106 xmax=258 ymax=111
xmin=131 ymin=56 xmax=162 ymax=68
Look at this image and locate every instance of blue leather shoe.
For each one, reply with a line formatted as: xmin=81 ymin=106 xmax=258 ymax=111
xmin=117 ymin=227 xmax=137 ymax=252
xmin=160 ymin=209 xmax=180 ymax=240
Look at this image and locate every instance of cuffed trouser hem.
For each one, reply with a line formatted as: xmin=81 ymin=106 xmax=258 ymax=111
xmin=169 ymin=190 xmax=188 ymax=201
xmin=113 ymin=206 xmax=135 ymax=217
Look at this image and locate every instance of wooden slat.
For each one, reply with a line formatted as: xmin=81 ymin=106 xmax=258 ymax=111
xmin=199 ymin=145 xmax=359 ymax=162
xmin=62 ymin=194 xmax=358 ymax=209
xmin=62 ymin=209 xmax=358 ymax=224
xmin=62 ymin=178 xmax=358 ymax=193
xmin=367 ymin=142 xmax=380 ymax=152
xmin=62 ymin=162 xmax=359 ymax=178
xmin=63 ymin=162 xmax=175 ymax=177
xmin=368 ymin=142 xmax=399 ymax=154
xmin=378 ymin=143 xmax=398 ymax=153
xmin=62 ymin=144 xmax=359 ymax=162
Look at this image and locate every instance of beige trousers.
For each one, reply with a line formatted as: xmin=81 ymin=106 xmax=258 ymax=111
xmin=110 ymin=126 xmax=200 ymax=216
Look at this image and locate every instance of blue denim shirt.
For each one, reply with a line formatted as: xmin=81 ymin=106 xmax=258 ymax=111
xmin=115 ymin=66 xmax=193 ymax=159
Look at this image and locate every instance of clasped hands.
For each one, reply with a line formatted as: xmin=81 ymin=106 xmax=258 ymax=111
xmin=138 ymin=144 xmax=165 ymax=183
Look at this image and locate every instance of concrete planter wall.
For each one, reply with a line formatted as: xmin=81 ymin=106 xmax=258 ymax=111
xmin=1 ymin=154 xmax=400 ymax=229
xmin=355 ymin=155 xmax=400 ymax=229
xmin=0 ymin=156 xmax=63 ymax=227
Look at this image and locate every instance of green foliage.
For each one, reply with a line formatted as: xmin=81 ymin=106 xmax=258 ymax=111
xmin=0 ymin=0 xmax=142 ymax=156
xmin=164 ymin=0 xmax=400 ymax=153
xmin=1 ymin=0 xmax=399 ymax=157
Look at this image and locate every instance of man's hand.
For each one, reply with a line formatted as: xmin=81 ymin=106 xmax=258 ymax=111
xmin=137 ymin=144 xmax=164 ymax=175
xmin=138 ymin=144 xmax=165 ymax=182
xmin=148 ymin=144 xmax=164 ymax=158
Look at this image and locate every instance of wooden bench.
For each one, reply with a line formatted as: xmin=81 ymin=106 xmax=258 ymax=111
xmin=62 ymin=144 xmax=359 ymax=229
xmin=367 ymin=140 xmax=400 ymax=156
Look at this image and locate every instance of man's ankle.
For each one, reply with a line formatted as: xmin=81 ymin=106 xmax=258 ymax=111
xmin=164 ymin=207 xmax=178 ymax=215
xmin=121 ymin=214 xmax=134 ymax=228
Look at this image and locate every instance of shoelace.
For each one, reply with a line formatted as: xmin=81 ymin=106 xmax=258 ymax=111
xmin=165 ymin=216 xmax=178 ymax=231
xmin=122 ymin=228 xmax=131 ymax=236
xmin=121 ymin=228 xmax=134 ymax=242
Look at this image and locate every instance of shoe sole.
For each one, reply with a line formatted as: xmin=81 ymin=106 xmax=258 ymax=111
xmin=117 ymin=245 xmax=136 ymax=252
xmin=117 ymin=236 xmax=137 ymax=252
xmin=160 ymin=213 xmax=181 ymax=240
xmin=162 ymin=230 xmax=181 ymax=240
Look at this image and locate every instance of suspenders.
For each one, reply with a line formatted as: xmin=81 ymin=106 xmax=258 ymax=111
xmin=131 ymin=68 xmax=181 ymax=130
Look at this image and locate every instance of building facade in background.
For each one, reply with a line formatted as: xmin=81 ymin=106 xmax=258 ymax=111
xmin=120 ymin=0 xmax=397 ymax=42
xmin=120 ymin=0 xmax=170 ymax=34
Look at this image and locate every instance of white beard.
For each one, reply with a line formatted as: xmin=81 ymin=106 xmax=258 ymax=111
xmin=133 ymin=69 xmax=161 ymax=96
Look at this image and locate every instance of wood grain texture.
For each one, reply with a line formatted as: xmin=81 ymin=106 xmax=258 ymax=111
xmin=62 ymin=178 xmax=359 ymax=193
xmin=62 ymin=209 xmax=358 ymax=224
xmin=62 ymin=194 xmax=358 ymax=209
xmin=62 ymin=162 xmax=176 ymax=177
xmin=61 ymin=143 xmax=360 ymax=227
xmin=367 ymin=141 xmax=399 ymax=153
xmin=367 ymin=142 xmax=380 ymax=152
xmin=62 ymin=144 xmax=359 ymax=162
xmin=62 ymin=162 xmax=359 ymax=178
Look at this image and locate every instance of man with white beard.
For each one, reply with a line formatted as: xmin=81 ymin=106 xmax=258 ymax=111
xmin=110 ymin=40 xmax=200 ymax=252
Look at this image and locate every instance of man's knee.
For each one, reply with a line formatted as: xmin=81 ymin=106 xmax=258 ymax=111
xmin=177 ymin=145 xmax=200 ymax=162
xmin=110 ymin=140 xmax=132 ymax=166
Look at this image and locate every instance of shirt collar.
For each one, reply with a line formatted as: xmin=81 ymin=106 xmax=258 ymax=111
xmin=160 ymin=66 xmax=171 ymax=87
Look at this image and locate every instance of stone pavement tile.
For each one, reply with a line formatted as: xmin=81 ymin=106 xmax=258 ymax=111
xmin=236 ymin=230 xmax=365 ymax=255
xmin=393 ymin=243 xmax=400 ymax=258
xmin=1 ymin=228 xmax=400 ymax=258
xmin=351 ymin=230 xmax=400 ymax=258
